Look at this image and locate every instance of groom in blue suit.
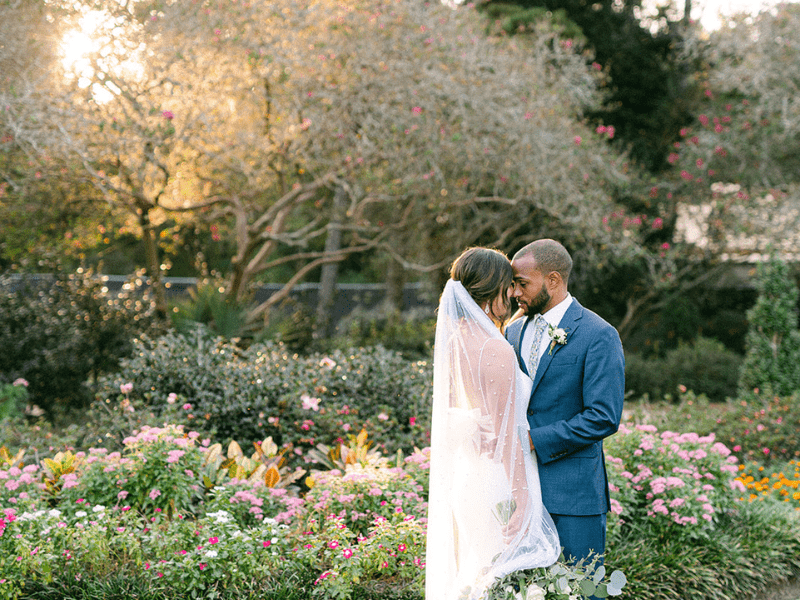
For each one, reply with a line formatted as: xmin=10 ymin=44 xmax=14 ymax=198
xmin=506 ymin=239 xmax=625 ymax=569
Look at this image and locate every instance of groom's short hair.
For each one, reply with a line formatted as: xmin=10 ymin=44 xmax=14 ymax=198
xmin=514 ymin=239 xmax=573 ymax=284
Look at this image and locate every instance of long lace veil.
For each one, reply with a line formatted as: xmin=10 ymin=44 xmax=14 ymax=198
xmin=425 ymin=280 xmax=560 ymax=600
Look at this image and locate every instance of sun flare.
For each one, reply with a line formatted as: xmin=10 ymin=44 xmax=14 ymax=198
xmin=58 ymin=9 xmax=144 ymax=102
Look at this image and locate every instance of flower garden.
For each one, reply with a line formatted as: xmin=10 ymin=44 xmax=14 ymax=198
xmin=1 ymin=338 xmax=799 ymax=600
xmin=1 ymin=260 xmax=799 ymax=600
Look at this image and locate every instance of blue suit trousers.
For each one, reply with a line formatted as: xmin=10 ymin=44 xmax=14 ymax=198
xmin=550 ymin=512 xmax=606 ymax=566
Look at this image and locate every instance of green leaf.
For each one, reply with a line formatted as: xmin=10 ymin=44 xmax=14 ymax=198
xmin=579 ymin=579 xmax=597 ymax=596
xmin=592 ymin=564 xmax=606 ymax=585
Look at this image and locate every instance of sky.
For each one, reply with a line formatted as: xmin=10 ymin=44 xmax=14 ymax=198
xmin=691 ymin=0 xmax=792 ymax=30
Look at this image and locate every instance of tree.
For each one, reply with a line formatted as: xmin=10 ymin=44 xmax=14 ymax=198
xmin=10 ymin=0 xmax=686 ymax=336
xmin=482 ymin=0 xmax=698 ymax=172
xmin=0 ymin=0 xmax=99 ymax=269
xmin=738 ymin=258 xmax=800 ymax=396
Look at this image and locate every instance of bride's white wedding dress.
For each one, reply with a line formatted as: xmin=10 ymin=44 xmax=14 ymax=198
xmin=426 ymin=280 xmax=560 ymax=600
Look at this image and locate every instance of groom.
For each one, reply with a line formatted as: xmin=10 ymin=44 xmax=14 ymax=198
xmin=506 ymin=239 xmax=624 ymax=569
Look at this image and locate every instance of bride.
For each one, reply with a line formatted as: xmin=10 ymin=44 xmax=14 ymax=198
xmin=426 ymin=247 xmax=560 ymax=600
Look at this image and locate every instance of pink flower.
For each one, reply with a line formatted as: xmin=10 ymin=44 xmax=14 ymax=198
xmin=120 ymin=383 xmax=133 ymax=394
xmin=12 ymin=378 xmax=28 ymax=387
xmin=263 ymin=540 xmax=272 ymax=548
xmin=398 ymin=543 xmax=407 ymax=552
xmin=301 ymin=395 xmax=321 ymax=411
xmin=209 ymin=536 xmax=219 ymax=544
xmin=167 ymin=393 xmax=177 ymax=404
xmin=182 ymin=403 xmax=192 ymax=410
xmin=573 ymin=135 xmax=582 ymax=145
xmin=167 ymin=450 xmax=185 ymax=463
xmin=328 ymin=540 xmax=339 ymax=549
xmin=162 ymin=111 xmax=174 ymax=120
xmin=412 ymin=106 xmax=422 ymax=114
xmin=409 ymin=417 xmax=417 ymax=427
xmin=343 ymin=548 xmax=353 ymax=559
xmin=149 ymin=489 xmax=161 ymax=500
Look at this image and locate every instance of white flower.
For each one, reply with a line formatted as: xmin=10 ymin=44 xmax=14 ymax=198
xmin=92 ymin=505 xmax=106 ymax=513
xmin=48 ymin=509 xmax=62 ymax=519
xmin=526 ymin=584 xmax=546 ymax=600
xmin=205 ymin=550 xmax=218 ymax=558
xmin=208 ymin=510 xmax=232 ymax=524
xmin=75 ymin=511 xmax=87 ymax=518
xmin=547 ymin=324 xmax=568 ymax=354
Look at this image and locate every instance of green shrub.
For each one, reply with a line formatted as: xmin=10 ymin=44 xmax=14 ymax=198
xmin=625 ymin=337 xmax=742 ymax=402
xmin=738 ymin=257 xmax=800 ymax=396
xmin=0 ymin=270 xmax=160 ymax=415
xmin=605 ymin=423 xmax=800 ymax=600
xmin=0 ymin=379 xmax=29 ymax=421
xmin=169 ymin=280 xmax=252 ymax=341
xmin=329 ymin=307 xmax=436 ymax=360
xmin=607 ymin=500 xmax=800 ymax=600
xmin=707 ymin=391 xmax=800 ymax=464
xmin=94 ymin=331 xmax=432 ymax=454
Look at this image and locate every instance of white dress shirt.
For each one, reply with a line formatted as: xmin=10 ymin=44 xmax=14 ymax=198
xmin=520 ymin=293 xmax=573 ymax=376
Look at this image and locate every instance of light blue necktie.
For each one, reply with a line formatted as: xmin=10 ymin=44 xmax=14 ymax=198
xmin=528 ymin=315 xmax=548 ymax=379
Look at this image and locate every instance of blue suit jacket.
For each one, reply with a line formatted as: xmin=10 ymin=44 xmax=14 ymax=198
xmin=506 ymin=298 xmax=625 ymax=516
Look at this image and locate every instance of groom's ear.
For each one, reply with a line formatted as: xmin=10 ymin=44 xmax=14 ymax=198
xmin=546 ymin=271 xmax=563 ymax=288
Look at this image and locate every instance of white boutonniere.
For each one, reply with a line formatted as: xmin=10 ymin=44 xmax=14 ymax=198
xmin=547 ymin=324 xmax=568 ymax=354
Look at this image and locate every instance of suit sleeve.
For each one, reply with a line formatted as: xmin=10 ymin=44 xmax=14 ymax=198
xmin=528 ymin=323 xmax=625 ymax=464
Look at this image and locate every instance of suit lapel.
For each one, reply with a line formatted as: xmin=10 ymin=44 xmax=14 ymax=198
xmin=531 ymin=299 xmax=582 ymax=394
xmin=515 ymin=317 xmax=531 ymax=377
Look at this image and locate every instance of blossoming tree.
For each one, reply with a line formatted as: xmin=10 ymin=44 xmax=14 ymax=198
xmin=10 ymin=0 xmax=646 ymax=326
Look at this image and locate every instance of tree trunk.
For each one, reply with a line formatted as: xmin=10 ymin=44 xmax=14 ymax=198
xmin=684 ymin=0 xmax=692 ymax=25
xmin=139 ymin=208 xmax=167 ymax=319
xmin=383 ymin=256 xmax=406 ymax=314
xmin=314 ymin=186 xmax=346 ymax=338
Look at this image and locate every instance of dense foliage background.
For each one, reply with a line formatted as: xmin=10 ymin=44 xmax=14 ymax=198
xmin=2 ymin=1 xmax=800 ymax=597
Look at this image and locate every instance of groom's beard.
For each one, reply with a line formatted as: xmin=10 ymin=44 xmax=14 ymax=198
xmin=523 ymin=284 xmax=550 ymax=317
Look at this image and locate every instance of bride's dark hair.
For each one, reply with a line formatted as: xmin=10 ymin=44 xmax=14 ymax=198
xmin=450 ymin=247 xmax=513 ymax=320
